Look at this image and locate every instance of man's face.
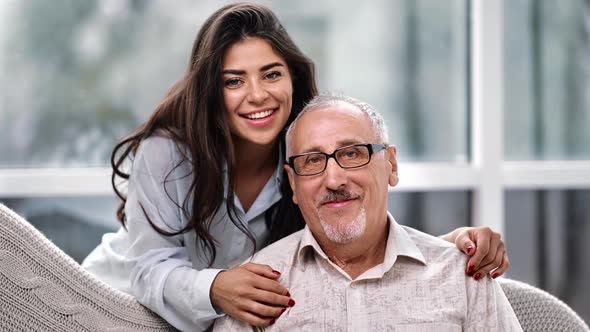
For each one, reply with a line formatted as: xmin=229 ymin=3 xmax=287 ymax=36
xmin=285 ymin=103 xmax=398 ymax=245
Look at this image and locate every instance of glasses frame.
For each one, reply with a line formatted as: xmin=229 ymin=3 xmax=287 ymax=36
xmin=286 ymin=143 xmax=388 ymax=176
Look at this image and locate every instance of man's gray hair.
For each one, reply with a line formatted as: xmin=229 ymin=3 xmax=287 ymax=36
xmin=286 ymin=93 xmax=389 ymax=157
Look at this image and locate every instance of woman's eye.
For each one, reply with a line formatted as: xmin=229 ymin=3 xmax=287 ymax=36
xmin=224 ymin=78 xmax=242 ymax=87
xmin=265 ymin=71 xmax=281 ymax=80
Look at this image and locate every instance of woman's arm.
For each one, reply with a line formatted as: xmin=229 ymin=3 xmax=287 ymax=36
xmin=123 ymin=136 xmax=224 ymax=331
xmin=440 ymin=227 xmax=509 ymax=279
xmin=123 ymin=137 xmax=289 ymax=331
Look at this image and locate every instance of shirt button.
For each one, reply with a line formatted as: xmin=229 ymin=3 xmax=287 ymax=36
xmin=349 ymin=283 xmax=356 ymax=289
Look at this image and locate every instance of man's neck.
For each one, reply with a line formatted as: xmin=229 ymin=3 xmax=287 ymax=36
xmin=319 ymin=218 xmax=390 ymax=280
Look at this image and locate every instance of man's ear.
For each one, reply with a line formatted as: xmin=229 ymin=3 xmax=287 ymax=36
xmin=386 ymin=145 xmax=399 ymax=187
xmin=284 ymin=164 xmax=299 ymax=204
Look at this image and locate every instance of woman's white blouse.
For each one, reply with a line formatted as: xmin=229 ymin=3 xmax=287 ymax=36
xmin=82 ymin=135 xmax=283 ymax=332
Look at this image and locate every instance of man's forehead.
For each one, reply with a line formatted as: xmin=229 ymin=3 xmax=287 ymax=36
xmin=298 ymin=104 xmax=366 ymax=128
xmin=293 ymin=105 xmax=373 ymax=152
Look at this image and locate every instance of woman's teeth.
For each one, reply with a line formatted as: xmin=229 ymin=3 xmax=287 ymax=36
xmin=245 ymin=109 xmax=274 ymax=119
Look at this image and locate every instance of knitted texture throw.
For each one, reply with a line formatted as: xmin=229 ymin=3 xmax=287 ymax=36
xmin=0 ymin=204 xmax=177 ymax=332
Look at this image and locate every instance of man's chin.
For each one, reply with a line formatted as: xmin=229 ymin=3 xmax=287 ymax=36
xmin=319 ymin=219 xmax=365 ymax=244
xmin=318 ymin=203 xmax=358 ymax=216
xmin=320 ymin=216 xmax=356 ymax=228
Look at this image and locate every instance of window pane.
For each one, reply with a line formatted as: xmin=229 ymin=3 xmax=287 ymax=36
xmin=0 ymin=0 xmax=467 ymax=167
xmin=504 ymin=0 xmax=590 ymax=160
xmin=505 ymin=189 xmax=590 ymax=322
xmin=388 ymin=191 xmax=470 ymax=234
xmin=1 ymin=196 xmax=119 ymax=263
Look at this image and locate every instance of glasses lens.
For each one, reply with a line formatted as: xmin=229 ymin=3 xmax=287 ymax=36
xmin=335 ymin=145 xmax=371 ymax=167
xmin=293 ymin=153 xmax=327 ymax=175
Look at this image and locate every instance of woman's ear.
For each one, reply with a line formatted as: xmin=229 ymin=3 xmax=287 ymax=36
xmin=387 ymin=146 xmax=399 ymax=187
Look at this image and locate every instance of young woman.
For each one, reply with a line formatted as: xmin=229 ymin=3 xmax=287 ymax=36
xmin=83 ymin=3 xmax=509 ymax=331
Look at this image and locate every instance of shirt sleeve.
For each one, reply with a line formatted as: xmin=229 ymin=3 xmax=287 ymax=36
xmin=464 ymin=276 xmax=523 ymax=331
xmin=124 ymin=136 xmax=224 ymax=332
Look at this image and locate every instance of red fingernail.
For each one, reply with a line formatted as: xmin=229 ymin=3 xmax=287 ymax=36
xmin=272 ymin=270 xmax=281 ymax=276
xmin=288 ymin=299 xmax=295 ymax=307
xmin=466 ymin=245 xmax=474 ymax=254
xmin=280 ymin=308 xmax=286 ymax=315
xmin=286 ymin=291 xmax=291 ymax=297
xmin=468 ymin=265 xmax=476 ymax=273
xmin=474 ymin=273 xmax=481 ymax=280
xmin=492 ymin=273 xmax=499 ymax=279
xmin=270 ymin=319 xmax=276 ymax=325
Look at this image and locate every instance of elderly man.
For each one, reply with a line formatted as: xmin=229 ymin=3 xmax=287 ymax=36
xmin=214 ymin=94 xmax=522 ymax=331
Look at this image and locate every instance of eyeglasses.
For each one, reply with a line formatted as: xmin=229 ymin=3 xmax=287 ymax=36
xmin=286 ymin=143 xmax=387 ymax=176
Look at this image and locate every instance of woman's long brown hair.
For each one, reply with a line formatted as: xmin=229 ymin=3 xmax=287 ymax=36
xmin=112 ymin=3 xmax=317 ymax=265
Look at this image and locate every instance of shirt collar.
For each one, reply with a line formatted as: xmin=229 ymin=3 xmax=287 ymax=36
xmin=295 ymin=225 xmax=325 ymax=272
xmin=383 ymin=212 xmax=427 ymax=269
xmin=296 ymin=211 xmax=427 ymax=274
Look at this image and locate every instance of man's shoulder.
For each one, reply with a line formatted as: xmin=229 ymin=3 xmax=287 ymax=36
xmin=400 ymin=225 xmax=454 ymax=248
xmin=401 ymin=225 xmax=467 ymax=264
xmin=248 ymin=229 xmax=305 ymax=268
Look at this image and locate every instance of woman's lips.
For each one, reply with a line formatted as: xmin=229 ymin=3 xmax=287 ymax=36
xmin=241 ymin=108 xmax=278 ymax=127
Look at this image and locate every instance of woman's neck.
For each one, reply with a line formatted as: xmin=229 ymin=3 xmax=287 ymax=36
xmin=231 ymin=137 xmax=280 ymax=212
xmin=232 ymin=137 xmax=279 ymax=175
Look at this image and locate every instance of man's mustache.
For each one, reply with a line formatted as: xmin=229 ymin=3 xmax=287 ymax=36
xmin=318 ymin=189 xmax=360 ymax=206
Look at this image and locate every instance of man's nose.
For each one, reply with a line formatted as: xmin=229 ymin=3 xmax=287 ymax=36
xmin=322 ymin=158 xmax=348 ymax=190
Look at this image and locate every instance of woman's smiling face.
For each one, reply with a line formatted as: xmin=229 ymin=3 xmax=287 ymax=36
xmin=222 ymin=37 xmax=293 ymax=147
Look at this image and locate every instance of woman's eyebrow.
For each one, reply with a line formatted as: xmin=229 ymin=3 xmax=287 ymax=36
xmin=221 ymin=68 xmax=245 ymax=75
xmin=259 ymin=62 xmax=284 ymax=72
xmin=222 ymin=62 xmax=284 ymax=75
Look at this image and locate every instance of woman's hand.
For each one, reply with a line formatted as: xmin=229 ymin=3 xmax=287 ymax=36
xmin=441 ymin=227 xmax=510 ymax=280
xmin=210 ymin=262 xmax=294 ymax=327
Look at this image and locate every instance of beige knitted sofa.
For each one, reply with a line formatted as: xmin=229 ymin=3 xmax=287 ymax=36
xmin=1 ymin=203 xmax=589 ymax=331
xmin=0 ymin=204 xmax=176 ymax=331
xmin=499 ymin=278 xmax=589 ymax=331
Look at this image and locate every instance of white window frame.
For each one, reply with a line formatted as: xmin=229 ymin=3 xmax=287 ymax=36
xmin=1 ymin=0 xmax=590 ymax=235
